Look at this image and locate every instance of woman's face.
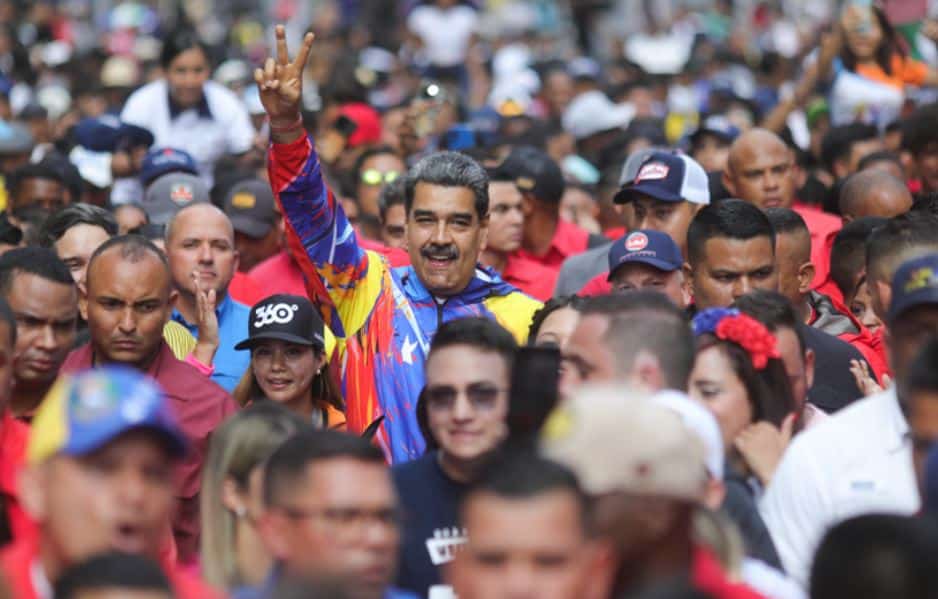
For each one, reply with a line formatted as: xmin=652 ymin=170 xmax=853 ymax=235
xmin=251 ymin=340 xmax=323 ymax=408
xmin=689 ymin=345 xmax=753 ymax=448
xmin=841 ymin=6 xmax=883 ymax=61
xmin=849 ymin=279 xmax=883 ymax=335
xmin=166 ymin=47 xmax=210 ymax=108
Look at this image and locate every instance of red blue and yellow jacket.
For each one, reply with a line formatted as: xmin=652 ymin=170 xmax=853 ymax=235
xmin=269 ymin=134 xmax=541 ymax=463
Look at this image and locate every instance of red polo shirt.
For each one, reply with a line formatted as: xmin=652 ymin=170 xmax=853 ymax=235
xmin=793 ymin=203 xmax=842 ymax=289
xmin=60 ymin=342 xmax=238 ymax=564
xmin=0 ymin=411 xmax=29 ymax=546
xmin=0 ymin=537 xmax=226 ymax=599
xmin=500 ymin=255 xmax=558 ymax=301
xmin=249 ymin=251 xmax=308 ymax=297
xmin=228 ymin=271 xmax=265 ymax=307
xmin=515 ymin=219 xmax=591 ymax=271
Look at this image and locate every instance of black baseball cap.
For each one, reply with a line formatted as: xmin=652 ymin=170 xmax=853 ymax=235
xmin=494 ymin=146 xmax=565 ymax=204
xmin=235 ymin=294 xmax=326 ymax=351
xmin=224 ymin=179 xmax=278 ymax=239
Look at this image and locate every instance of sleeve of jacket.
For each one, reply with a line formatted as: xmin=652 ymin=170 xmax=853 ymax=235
xmin=267 ymin=133 xmax=385 ymax=340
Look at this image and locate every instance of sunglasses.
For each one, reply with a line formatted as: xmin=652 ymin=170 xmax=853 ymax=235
xmin=424 ymin=383 xmax=505 ymax=412
xmin=360 ymin=169 xmax=401 ymax=186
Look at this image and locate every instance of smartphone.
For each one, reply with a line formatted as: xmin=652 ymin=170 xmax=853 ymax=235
xmin=413 ymin=80 xmax=446 ymax=138
xmin=507 ymin=346 xmax=561 ymax=445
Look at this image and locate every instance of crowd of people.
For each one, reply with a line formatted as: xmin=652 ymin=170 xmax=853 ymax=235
xmin=1 ymin=0 xmax=938 ymax=598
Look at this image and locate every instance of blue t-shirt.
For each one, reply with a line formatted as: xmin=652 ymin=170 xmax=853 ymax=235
xmin=172 ymin=293 xmax=250 ymax=392
xmin=392 ymin=451 xmax=468 ymax=597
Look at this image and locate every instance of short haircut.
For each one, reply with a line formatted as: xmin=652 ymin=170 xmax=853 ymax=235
xmin=38 ymin=203 xmax=117 ymax=248
xmin=907 ymin=338 xmax=938 ymax=395
xmin=528 ymin=295 xmax=585 ymax=343
xmin=579 ymin=291 xmax=695 ymax=390
xmin=865 ymin=213 xmax=938 ymax=284
xmin=857 ymin=149 xmax=902 ymax=172
xmin=686 ymin=199 xmax=775 ymax=267
xmin=0 ymin=297 xmax=15 ymax=347
xmin=263 ymin=428 xmax=384 ymax=508
xmin=464 ymin=450 xmax=589 ymax=533
xmin=6 ymin=162 xmax=65 ymax=199
xmin=820 ymin=123 xmax=879 ymax=173
xmin=764 ymin=207 xmax=808 ymax=237
xmin=810 ymin=514 xmax=938 ymax=599
xmin=428 ymin=317 xmax=518 ymax=370
xmin=160 ymin=28 xmax=210 ymax=68
xmin=839 ymin=170 xmax=910 ymax=216
xmin=53 ymin=552 xmax=172 ymax=599
xmin=0 ymin=247 xmax=73 ymax=297
xmin=86 ymin=234 xmax=169 ymax=288
xmin=733 ymin=290 xmax=806 ymax=355
xmin=901 ymin=102 xmax=938 ymax=155
xmin=404 ymin=151 xmax=489 ymax=219
xmin=378 ymin=177 xmax=406 ymax=223
xmin=831 ymin=217 xmax=887 ymax=298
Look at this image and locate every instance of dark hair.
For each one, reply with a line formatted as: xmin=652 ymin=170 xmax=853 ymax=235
xmin=160 ymin=29 xmax=210 ymax=69
xmin=857 ymin=149 xmax=902 ymax=172
xmin=902 ymin=103 xmax=938 ymax=155
xmin=912 ymin=191 xmax=938 ymax=217
xmin=820 ymin=123 xmax=879 ymax=173
xmin=733 ymin=290 xmax=806 ymax=355
xmin=6 ymin=162 xmax=65 ymax=200
xmin=378 ymin=177 xmax=406 ymax=223
xmin=54 ymin=552 xmax=172 ymax=599
xmin=353 ymin=145 xmax=401 ymax=188
xmin=0 ymin=247 xmax=73 ymax=297
xmin=38 ymin=203 xmax=117 ymax=248
xmin=764 ymin=206 xmax=808 ymax=237
xmin=865 ymin=213 xmax=938 ymax=284
xmin=686 ymin=199 xmax=775 ymax=267
xmin=831 ymin=217 xmax=887 ymax=298
xmin=86 ymin=234 xmax=169 ymax=288
xmin=464 ymin=450 xmax=589 ymax=533
xmin=839 ymin=5 xmax=905 ymax=76
xmin=0 ymin=297 xmax=15 ymax=347
xmin=579 ymin=291 xmax=695 ymax=390
xmin=810 ymin=514 xmax=938 ymax=599
xmin=404 ymin=151 xmax=489 ymax=219
xmin=907 ymin=338 xmax=938 ymax=395
xmin=263 ymin=428 xmax=384 ymax=507
xmin=695 ymin=332 xmax=795 ymax=431
xmin=528 ymin=295 xmax=585 ymax=342
xmin=428 ymin=317 xmax=517 ymax=369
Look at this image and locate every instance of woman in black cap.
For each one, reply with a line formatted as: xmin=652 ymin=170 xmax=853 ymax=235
xmin=233 ymin=294 xmax=345 ymax=429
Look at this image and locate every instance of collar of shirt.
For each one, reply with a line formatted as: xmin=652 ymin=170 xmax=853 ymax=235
xmin=167 ymin=90 xmax=213 ymax=120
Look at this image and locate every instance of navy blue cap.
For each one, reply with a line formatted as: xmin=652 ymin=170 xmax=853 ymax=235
xmin=74 ymin=115 xmax=154 ymax=153
xmin=140 ymin=147 xmax=199 ymax=186
xmin=888 ymin=254 xmax=938 ymax=322
xmin=613 ymin=152 xmax=710 ymax=205
xmin=607 ymin=230 xmax=683 ymax=279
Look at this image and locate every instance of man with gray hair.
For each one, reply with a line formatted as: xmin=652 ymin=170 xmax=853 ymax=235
xmin=255 ymin=27 xmax=540 ymax=463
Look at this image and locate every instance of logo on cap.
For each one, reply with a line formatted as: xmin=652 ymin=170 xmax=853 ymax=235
xmin=635 ymin=162 xmax=669 ymax=183
xmin=625 ymin=232 xmax=649 ymax=252
xmin=170 ymin=183 xmax=193 ymax=205
xmin=905 ymin=266 xmax=938 ymax=293
xmin=516 ymin=176 xmax=536 ymax=191
xmin=72 ymin=377 xmax=117 ymax=422
xmin=231 ymin=192 xmax=256 ymax=210
xmin=255 ymin=303 xmax=299 ymax=328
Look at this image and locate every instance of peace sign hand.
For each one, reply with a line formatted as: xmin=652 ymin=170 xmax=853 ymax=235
xmin=254 ymin=25 xmax=314 ymax=125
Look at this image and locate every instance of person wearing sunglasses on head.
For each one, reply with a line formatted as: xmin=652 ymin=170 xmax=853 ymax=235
xmin=392 ymin=317 xmax=516 ymax=598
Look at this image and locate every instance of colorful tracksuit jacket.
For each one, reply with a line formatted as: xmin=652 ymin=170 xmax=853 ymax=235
xmin=269 ymin=134 xmax=541 ymax=463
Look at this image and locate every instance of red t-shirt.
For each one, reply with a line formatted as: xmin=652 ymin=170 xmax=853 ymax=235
xmin=249 ymin=251 xmax=308 ymax=297
xmin=501 ymin=254 xmax=558 ymax=301
xmin=0 ymin=411 xmax=30 ymax=546
xmin=228 ymin=271 xmax=265 ymax=307
xmin=515 ymin=219 xmax=591 ymax=271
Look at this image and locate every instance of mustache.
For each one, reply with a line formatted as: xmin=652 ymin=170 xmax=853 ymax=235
xmin=421 ymin=244 xmax=459 ymax=260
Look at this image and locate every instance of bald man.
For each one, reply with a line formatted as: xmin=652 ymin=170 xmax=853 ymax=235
xmin=724 ymin=128 xmax=842 ymax=288
xmin=165 ymin=203 xmax=250 ymax=391
xmin=839 ymin=170 xmax=913 ymax=224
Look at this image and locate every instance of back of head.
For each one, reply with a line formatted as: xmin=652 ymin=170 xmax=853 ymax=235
xmin=838 ymin=170 xmax=911 ymax=218
xmin=528 ymin=295 xmax=586 ymax=342
xmin=494 ymin=145 xmax=565 ymax=205
xmin=734 ymin=290 xmax=805 ymax=354
xmin=54 ymin=552 xmax=172 ymax=599
xmin=86 ymin=234 xmax=169 ymax=289
xmin=0 ymin=246 xmax=73 ymax=297
xmin=404 ymin=151 xmax=489 ymax=218
xmin=820 ymin=123 xmax=878 ymax=174
xmin=831 ymin=216 xmax=887 ymax=297
xmin=428 ymin=317 xmax=518 ymax=367
xmin=38 ymin=203 xmax=117 ymax=248
xmin=579 ymin=292 xmax=694 ymax=391
xmin=810 ymin=514 xmax=938 ymax=599
xmin=263 ymin=428 xmax=384 ymax=508
xmin=764 ymin=207 xmax=810 ymax=261
xmin=866 ymin=212 xmax=938 ymax=284
xmin=687 ymin=199 xmax=775 ymax=266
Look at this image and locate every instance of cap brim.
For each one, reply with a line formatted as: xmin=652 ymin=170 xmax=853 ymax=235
xmin=235 ymin=331 xmax=325 ymax=351
xmin=888 ymin=289 xmax=938 ymax=323
xmin=608 ymin=257 xmax=680 ymax=280
xmin=613 ymin=182 xmax=684 ymax=204
xmin=229 ymin=215 xmax=273 ymax=239
xmin=65 ymin=423 xmax=188 ymax=460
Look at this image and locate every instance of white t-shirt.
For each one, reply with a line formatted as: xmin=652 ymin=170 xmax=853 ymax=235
xmin=120 ymin=79 xmax=255 ymax=188
xmin=759 ymin=387 xmax=919 ymax=587
xmin=407 ymin=5 xmax=478 ymax=67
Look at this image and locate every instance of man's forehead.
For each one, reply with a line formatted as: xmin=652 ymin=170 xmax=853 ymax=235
xmin=412 ymin=183 xmax=478 ymax=211
xmin=170 ymin=205 xmax=234 ymax=241
xmin=88 ymin=250 xmax=169 ymax=291
xmin=703 ymin=236 xmax=774 ymax=263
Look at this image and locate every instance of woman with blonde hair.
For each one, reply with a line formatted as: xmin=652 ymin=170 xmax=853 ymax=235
xmin=200 ymin=402 xmax=306 ymax=591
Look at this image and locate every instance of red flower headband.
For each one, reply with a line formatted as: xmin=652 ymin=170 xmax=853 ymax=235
xmin=693 ymin=308 xmax=782 ymax=370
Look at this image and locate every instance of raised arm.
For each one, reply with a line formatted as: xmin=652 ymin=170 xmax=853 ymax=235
xmin=255 ymin=26 xmax=384 ymax=339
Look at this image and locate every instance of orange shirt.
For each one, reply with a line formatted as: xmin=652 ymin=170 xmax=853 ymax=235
xmin=855 ymin=54 xmax=928 ymax=90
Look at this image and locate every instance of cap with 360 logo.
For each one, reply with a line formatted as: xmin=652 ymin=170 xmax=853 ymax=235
xmin=235 ymin=294 xmax=326 ymax=351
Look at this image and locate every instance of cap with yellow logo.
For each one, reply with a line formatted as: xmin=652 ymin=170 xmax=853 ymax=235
xmin=223 ymin=178 xmax=279 ymax=239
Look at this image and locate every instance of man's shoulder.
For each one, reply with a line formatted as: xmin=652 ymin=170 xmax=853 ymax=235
xmin=793 ymin=204 xmax=842 ymax=233
xmin=61 ymin=344 xmax=93 ymax=372
xmin=392 ymin=452 xmax=437 ymax=485
xmin=789 ymin=389 xmax=898 ymax=458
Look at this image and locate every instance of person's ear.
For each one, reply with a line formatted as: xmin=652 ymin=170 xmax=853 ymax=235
xmin=232 ymin=249 xmax=241 ymax=273
xmin=682 ymin=262 xmax=695 ymax=299
xmin=678 ymin=271 xmax=693 ymax=308
xmin=797 ymin=261 xmax=816 ymax=295
xmin=221 ymin=477 xmax=247 ymax=517
xmin=630 ymin=351 xmax=664 ymax=393
xmin=804 ymin=348 xmax=816 ymax=390
xmin=721 ymin=169 xmax=737 ymax=197
xmin=78 ymin=281 xmax=89 ymax=321
xmin=167 ymin=290 xmax=179 ymax=318
xmin=520 ymin=193 xmax=536 ymax=216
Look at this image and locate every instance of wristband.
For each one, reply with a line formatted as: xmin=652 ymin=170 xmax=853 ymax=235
xmin=269 ymin=115 xmax=303 ymax=132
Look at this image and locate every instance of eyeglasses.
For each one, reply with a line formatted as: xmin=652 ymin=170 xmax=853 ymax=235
xmin=424 ymin=383 xmax=506 ymax=412
xmin=276 ymin=504 xmax=402 ymax=538
xmin=361 ymin=169 xmax=401 ymax=186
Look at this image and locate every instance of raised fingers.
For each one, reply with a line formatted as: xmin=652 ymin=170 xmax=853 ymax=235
xmin=275 ymin=24 xmax=289 ymax=65
xmin=292 ymin=31 xmax=315 ymax=72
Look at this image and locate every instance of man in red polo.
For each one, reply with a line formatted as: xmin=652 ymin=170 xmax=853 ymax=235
xmin=62 ymin=234 xmax=237 ymax=564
